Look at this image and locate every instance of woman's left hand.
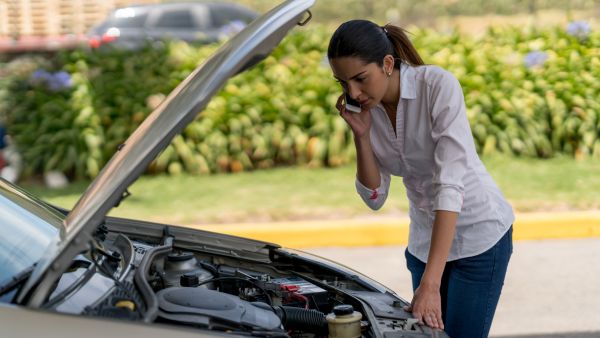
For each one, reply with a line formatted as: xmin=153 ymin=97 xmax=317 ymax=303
xmin=404 ymin=283 xmax=444 ymax=330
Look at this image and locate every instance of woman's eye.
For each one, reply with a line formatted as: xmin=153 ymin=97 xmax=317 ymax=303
xmin=336 ymin=80 xmax=348 ymax=90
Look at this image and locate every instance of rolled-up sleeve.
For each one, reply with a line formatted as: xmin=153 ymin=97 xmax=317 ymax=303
xmin=429 ymin=71 xmax=471 ymax=212
xmin=355 ymin=169 xmax=391 ymax=211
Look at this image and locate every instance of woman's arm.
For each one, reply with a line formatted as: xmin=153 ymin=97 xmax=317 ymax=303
xmin=335 ymin=94 xmax=381 ymax=189
xmin=408 ymin=210 xmax=457 ymax=330
xmin=354 ymin=134 xmax=380 ymax=189
xmin=423 ymin=211 xmax=458 ymax=288
xmin=350 ymin=115 xmax=391 ymax=210
xmin=336 ymin=94 xmax=389 ymax=209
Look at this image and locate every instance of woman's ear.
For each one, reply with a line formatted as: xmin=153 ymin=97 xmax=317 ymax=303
xmin=383 ymin=54 xmax=395 ymax=72
xmin=383 ymin=54 xmax=395 ymax=74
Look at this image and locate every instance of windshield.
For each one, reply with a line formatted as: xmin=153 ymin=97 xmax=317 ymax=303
xmin=0 ymin=180 xmax=64 ymax=287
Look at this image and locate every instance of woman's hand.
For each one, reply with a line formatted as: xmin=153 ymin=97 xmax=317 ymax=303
xmin=404 ymin=282 xmax=444 ymax=330
xmin=335 ymin=94 xmax=371 ymax=139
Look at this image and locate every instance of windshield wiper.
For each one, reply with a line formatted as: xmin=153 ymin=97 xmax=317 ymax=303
xmin=0 ymin=263 xmax=37 ymax=297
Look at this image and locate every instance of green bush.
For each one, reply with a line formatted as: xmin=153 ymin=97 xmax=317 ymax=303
xmin=1 ymin=23 xmax=599 ymax=180
xmin=411 ymin=23 xmax=600 ymax=159
xmin=2 ymin=46 xmax=179 ymax=178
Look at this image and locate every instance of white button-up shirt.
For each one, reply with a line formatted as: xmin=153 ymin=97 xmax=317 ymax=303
xmin=355 ymin=62 xmax=514 ymax=262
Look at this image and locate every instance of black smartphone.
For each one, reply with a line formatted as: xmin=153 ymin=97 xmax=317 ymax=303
xmin=344 ymin=92 xmax=362 ymax=113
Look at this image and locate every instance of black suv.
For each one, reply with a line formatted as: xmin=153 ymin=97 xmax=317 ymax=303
xmin=88 ymin=2 xmax=258 ymax=49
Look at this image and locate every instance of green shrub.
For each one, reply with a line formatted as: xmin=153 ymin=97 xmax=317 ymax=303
xmin=412 ymin=23 xmax=600 ymax=159
xmin=2 ymin=23 xmax=599 ymax=179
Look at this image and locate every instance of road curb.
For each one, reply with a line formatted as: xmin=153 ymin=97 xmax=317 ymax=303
xmin=186 ymin=211 xmax=600 ymax=248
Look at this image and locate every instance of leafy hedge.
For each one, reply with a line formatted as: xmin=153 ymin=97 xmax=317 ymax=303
xmin=412 ymin=22 xmax=600 ymax=159
xmin=1 ymin=22 xmax=598 ymax=179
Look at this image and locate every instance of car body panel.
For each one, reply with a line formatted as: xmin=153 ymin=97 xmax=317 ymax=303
xmin=0 ymin=302 xmax=237 ymax=338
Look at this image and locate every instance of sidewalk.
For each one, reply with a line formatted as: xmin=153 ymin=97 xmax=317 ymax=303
xmin=187 ymin=211 xmax=600 ymax=248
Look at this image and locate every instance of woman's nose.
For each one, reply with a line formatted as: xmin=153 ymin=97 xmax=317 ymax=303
xmin=347 ymin=84 xmax=361 ymax=100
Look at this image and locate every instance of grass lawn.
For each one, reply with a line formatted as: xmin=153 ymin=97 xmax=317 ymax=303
xmin=21 ymin=155 xmax=600 ymax=225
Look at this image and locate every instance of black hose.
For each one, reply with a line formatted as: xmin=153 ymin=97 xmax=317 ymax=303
xmin=198 ymin=261 xmax=219 ymax=276
xmin=273 ymin=306 xmax=328 ymax=335
xmin=135 ymin=235 xmax=173 ymax=323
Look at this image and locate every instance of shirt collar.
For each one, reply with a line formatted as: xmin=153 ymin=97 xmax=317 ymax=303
xmin=399 ymin=62 xmax=417 ymax=100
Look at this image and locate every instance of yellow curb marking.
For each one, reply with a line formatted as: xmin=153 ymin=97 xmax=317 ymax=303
xmin=185 ymin=212 xmax=600 ymax=248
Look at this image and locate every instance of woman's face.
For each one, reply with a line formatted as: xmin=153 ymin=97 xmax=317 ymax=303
xmin=329 ymin=56 xmax=390 ymax=110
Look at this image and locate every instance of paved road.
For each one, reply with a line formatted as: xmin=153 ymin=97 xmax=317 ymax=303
xmin=305 ymin=237 xmax=600 ymax=337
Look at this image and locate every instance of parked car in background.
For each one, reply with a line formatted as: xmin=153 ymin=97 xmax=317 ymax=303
xmin=0 ymin=0 xmax=448 ymax=337
xmin=87 ymin=2 xmax=258 ymax=49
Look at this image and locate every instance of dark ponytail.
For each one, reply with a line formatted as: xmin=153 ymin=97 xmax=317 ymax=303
xmin=382 ymin=24 xmax=424 ymax=66
xmin=327 ymin=20 xmax=424 ymax=68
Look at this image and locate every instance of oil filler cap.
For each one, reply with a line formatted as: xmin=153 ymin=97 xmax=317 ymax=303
xmin=180 ymin=273 xmax=200 ymax=287
xmin=333 ymin=304 xmax=354 ymax=316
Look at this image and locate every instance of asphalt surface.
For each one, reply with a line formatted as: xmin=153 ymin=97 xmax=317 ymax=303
xmin=305 ymin=237 xmax=600 ymax=337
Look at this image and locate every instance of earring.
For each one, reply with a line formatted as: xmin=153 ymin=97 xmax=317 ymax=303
xmin=387 ymin=71 xmax=392 ymax=77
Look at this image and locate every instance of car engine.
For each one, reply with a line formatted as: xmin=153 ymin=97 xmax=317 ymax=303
xmin=43 ymin=222 xmax=443 ymax=338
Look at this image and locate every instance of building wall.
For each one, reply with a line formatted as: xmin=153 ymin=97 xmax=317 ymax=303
xmin=0 ymin=0 xmax=159 ymax=37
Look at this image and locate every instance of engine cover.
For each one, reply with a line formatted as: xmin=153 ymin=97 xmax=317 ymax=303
xmin=156 ymin=287 xmax=282 ymax=331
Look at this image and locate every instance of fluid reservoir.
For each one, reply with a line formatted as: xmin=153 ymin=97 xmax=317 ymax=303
xmin=163 ymin=251 xmax=213 ymax=288
xmin=326 ymin=304 xmax=362 ymax=338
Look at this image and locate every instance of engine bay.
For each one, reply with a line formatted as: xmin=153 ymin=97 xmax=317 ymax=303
xmin=43 ymin=222 xmax=442 ymax=338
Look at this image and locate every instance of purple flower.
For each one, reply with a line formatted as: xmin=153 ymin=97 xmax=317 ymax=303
xmin=567 ymin=21 xmax=591 ymax=39
xmin=30 ymin=69 xmax=52 ymax=83
xmin=524 ymin=51 xmax=548 ymax=69
xmin=29 ymin=69 xmax=72 ymax=92
xmin=49 ymin=71 xmax=72 ymax=92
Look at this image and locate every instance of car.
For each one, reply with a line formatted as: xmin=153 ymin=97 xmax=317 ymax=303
xmin=87 ymin=1 xmax=259 ymax=49
xmin=0 ymin=0 xmax=448 ymax=337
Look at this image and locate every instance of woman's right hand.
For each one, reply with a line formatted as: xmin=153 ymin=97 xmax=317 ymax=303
xmin=336 ymin=94 xmax=372 ymax=139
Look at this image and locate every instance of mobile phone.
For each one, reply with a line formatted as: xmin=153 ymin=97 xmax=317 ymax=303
xmin=344 ymin=93 xmax=362 ymax=113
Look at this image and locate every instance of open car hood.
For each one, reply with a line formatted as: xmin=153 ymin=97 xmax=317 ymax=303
xmin=23 ymin=0 xmax=315 ymax=306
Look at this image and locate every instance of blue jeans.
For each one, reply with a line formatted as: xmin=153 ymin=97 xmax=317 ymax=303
xmin=405 ymin=226 xmax=513 ymax=338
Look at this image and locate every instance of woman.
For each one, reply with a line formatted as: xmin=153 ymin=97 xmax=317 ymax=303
xmin=328 ymin=20 xmax=514 ymax=338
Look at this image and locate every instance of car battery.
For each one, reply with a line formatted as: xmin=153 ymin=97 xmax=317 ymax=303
xmin=270 ymin=276 xmax=328 ymax=309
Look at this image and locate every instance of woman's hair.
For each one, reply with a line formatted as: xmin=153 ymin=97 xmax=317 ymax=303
xmin=327 ymin=20 xmax=424 ymax=68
